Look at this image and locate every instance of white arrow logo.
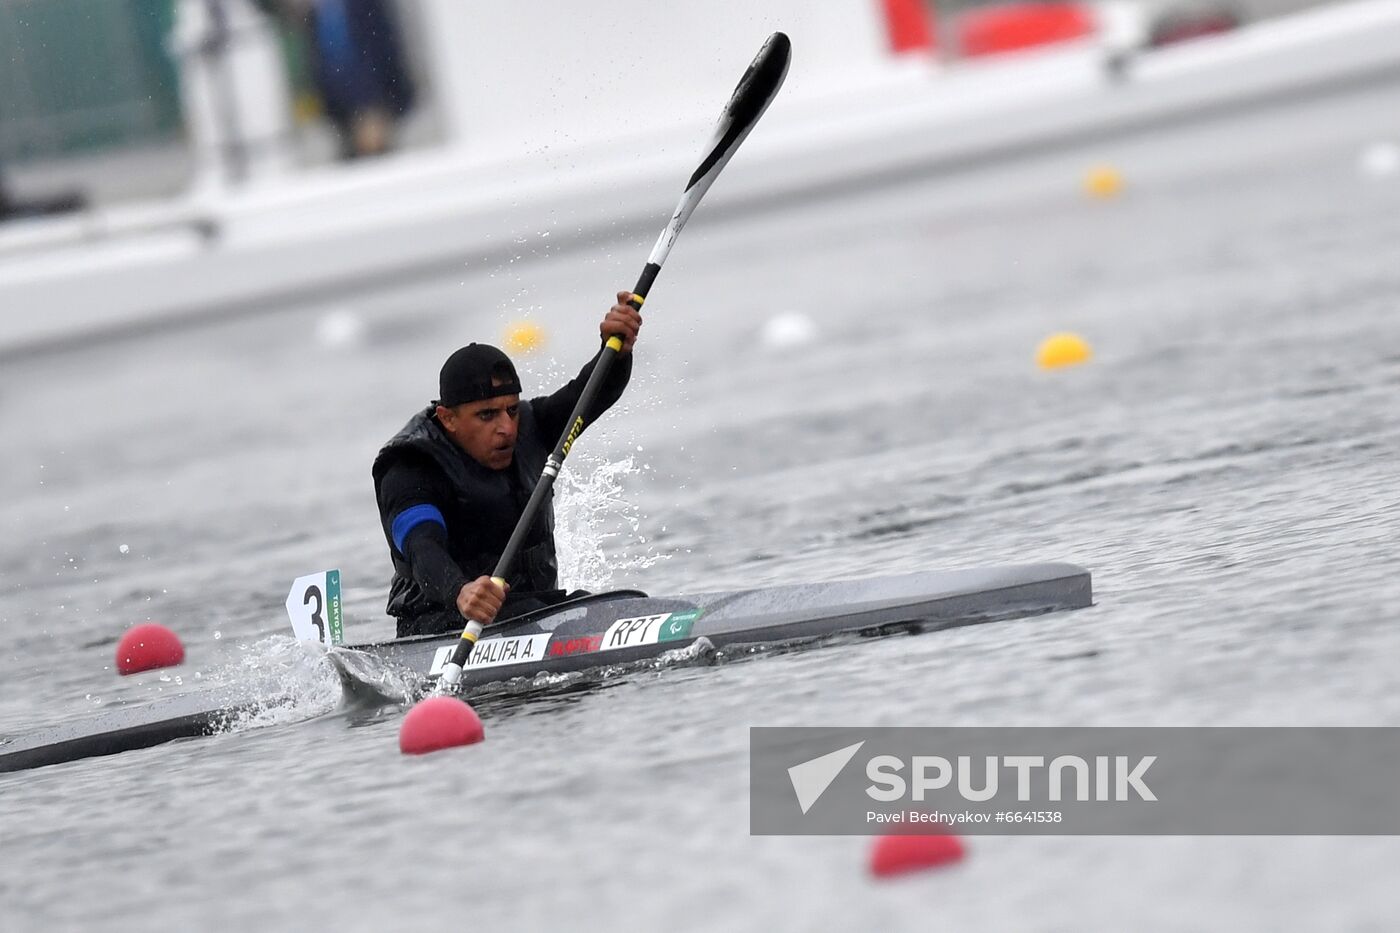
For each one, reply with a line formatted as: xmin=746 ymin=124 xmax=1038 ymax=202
xmin=787 ymin=741 xmax=865 ymax=814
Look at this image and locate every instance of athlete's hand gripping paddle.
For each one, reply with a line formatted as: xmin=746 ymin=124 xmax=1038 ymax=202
xmin=436 ymin=32 xmax=791 ymax=690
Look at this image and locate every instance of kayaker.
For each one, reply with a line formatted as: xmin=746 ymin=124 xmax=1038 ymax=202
xmin=373 ymin=294 xmax=642 ymax=637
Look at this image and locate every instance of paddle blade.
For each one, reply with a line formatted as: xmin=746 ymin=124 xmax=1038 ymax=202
xmin=685 ymin=31 xmax=792 ymax=193
xmin=722 ymin=31 xmax=792 ymax=137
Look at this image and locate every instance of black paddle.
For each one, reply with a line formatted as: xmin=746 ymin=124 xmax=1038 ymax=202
xmin=436 ymin=32 xmax=792 ymax=690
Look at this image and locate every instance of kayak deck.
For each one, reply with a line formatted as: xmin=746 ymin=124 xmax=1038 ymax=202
xmin=0 ymin=563 xmax=1091 ymax=774
xmin=373 ymin=562 xmax=1092 ymax=686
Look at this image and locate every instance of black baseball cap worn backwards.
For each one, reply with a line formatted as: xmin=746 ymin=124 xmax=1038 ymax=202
xmin=437 ymin=343 xmax=523 ymax=406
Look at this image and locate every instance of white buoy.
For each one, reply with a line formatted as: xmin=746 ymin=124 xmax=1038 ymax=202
xmin=1359 ymin=142 xmax=1399 ymax=179
xmin=759 ymin=311 xmax=817 ymax=350
xmin=314 ymin=309 xmax=367 ymax=348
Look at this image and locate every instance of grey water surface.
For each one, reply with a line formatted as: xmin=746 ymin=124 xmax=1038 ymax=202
xmin=2 ymin=76 xmax=1399 ymax=931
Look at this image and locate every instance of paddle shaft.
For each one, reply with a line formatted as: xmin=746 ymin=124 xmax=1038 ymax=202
xmin=436 ymin=33 xmax=790 ymax=689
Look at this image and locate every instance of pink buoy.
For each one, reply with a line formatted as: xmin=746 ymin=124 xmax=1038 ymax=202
xmin=869 ymin=833 xmax=966 ymax=878
xmin=115 ymin=623 xmax=185 ymax=675
xmin=399 ymin=696 xmax=485 ymax=755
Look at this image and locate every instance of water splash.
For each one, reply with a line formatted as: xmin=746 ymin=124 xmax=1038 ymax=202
xmin=207 ymin=635 xmax=345 ymax=732
xmin=554 ymin=453 xmax=667 ymax=591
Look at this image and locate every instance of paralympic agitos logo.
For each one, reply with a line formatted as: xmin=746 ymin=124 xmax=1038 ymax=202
xmin=788 ymin=741 xmax=1157 ymax=814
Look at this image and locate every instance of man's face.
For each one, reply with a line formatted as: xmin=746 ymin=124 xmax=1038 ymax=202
xmin=436 ymin=393 xmax=520 ymax=470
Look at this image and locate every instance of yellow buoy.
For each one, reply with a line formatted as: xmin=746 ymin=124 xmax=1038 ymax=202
xmin=1036 ymin=332 xmax=1093 ymax=369
xmin=504 ymin=320 xmax=546 ymax=354
xmin=1083 ymin=164 xmax=1124 ymax=199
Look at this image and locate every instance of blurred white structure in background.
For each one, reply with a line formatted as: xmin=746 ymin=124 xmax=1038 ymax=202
xmin=172 ymin=0 xmax=296 ymax=190
xmin=1097 ymin=1 xmax=1154 ymax=69
xmin=1 ymin=0 xmax=1398 ymax=355
xmin=417 ymin=0 xmax=928 ymax=154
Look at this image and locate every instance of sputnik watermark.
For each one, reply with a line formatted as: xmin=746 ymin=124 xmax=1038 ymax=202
xmin=865 ymin=754 xmax=1156 ymax=802
xmin=788 ymin=747 xmax=1155 ymax=816
xmin=752 ymin=727 xmax=1400 ymax=835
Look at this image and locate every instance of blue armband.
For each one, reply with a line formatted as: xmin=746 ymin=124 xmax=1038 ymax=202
xmin=391 ymin=504 xmax=447 ymax=553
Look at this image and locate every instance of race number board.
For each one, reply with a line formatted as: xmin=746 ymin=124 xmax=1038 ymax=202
xmin=285 ymin=570 xmax=344 ymax=646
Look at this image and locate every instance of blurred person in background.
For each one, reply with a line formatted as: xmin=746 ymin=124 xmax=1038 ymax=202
xmin=268 ymin=0 xmax=416 ymax=158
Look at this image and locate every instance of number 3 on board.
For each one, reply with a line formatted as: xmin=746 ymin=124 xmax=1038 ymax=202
xmin=285 ymin=569 xmax=344 ymax=646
